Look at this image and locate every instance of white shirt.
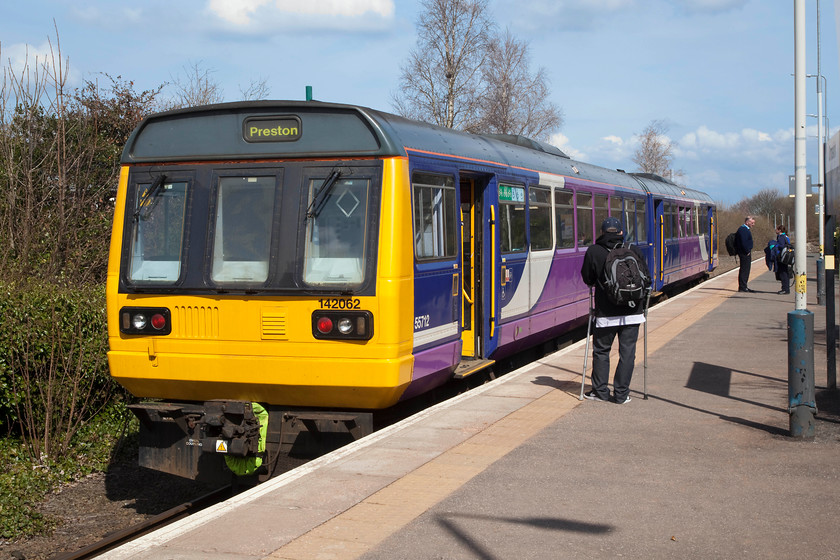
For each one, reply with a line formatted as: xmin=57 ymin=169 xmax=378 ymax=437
xmin=596 ymin=313 xmax=646 ymax=328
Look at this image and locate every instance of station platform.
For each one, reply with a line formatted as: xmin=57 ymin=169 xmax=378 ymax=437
xmin=102 ymin=257 xmax=840 ymax=560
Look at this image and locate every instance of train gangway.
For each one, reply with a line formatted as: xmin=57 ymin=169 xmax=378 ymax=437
xmin=102 ymin=256 xmax=839 ymax=560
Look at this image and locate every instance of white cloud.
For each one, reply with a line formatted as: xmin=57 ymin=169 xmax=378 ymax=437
xmin=274 ymin=0 xmax=394 ymax=17
xmin=207 ymin=0 xmax=395 ymax=28
xmin=207 ymin=0 xmax=270 ymax=26
xmin=4 ymin=41 xmax=59 ymax=78
xmin=549 ymin=132 xmax=586 ymax=160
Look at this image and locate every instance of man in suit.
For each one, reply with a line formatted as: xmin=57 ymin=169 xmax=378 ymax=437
xmin=736 ymin=216 xmax=756 ymax=292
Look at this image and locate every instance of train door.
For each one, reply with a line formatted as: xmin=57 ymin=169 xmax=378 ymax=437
xmin=454 ymin=173 xmax=497 ymax=377
xmin=708 ymin=206 xmax=717 ymax=270
xmin=460 ymin=178 xmax=479 ymax=357
xmin=654 ymin=198 xmax=665 ymax=290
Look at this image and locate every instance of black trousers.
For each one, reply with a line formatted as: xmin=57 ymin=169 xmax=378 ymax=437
xmin=591 ymin=323 xmax=640 ymax=402
xmin=738 ymin=253 xmax=751 ymax=290
xmin=778 ymin=263 xmax=790 ymax=292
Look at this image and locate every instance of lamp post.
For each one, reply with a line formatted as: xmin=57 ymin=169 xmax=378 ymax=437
xmin=789 ymin=0 xmax=816 ymax=438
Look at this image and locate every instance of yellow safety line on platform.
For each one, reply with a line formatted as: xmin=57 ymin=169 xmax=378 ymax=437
xmin=265 ymin=276 xmax=736 ymax=560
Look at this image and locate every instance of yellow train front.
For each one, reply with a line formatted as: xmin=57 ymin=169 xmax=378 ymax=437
xmin=108 ymin=102 xmax=418 ymax=481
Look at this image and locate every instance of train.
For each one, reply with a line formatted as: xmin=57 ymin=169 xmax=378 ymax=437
xmin=106 ymin=100 xmax=717 ymax=481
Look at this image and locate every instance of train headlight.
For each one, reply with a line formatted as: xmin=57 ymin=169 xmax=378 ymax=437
xmin=132 ymin=313 xmax=148 ymax=330
xmin=337 ymin=318 xmax=353 ymax=335
xmin=311 ymin=310 xmax=373 ymax=341
xmin=120 ymin=307 xmax=172 ymax=335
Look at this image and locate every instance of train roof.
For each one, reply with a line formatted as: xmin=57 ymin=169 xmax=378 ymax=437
xmin=122 ymin=100 xmax=714 ymax=205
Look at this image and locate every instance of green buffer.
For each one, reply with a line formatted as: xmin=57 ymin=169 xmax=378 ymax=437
xmin=787 ymin=310 xmax=817 ymax=437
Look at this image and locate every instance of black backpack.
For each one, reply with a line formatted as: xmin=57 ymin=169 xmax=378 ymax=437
xmin=725 ymin=232 xmax=738 ymax=256
xmin=600 ymin=245 xmax=650 ymax=308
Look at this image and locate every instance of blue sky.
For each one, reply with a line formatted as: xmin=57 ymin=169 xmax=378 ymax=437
xmin=2 ymin=0 xmax=837 ymax=204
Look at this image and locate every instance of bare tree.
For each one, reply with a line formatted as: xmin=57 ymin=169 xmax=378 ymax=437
xmin=239 ymin=77 xmax=270 ymax=101
xmin=632 ymin=119 xmax=682 ymax=180
xmin=165 ymin=60 xmax=224 ymax=109
xmin=393 ymin=0 xmax=495 ymax=130
xmin=473 ymin=29 xmax=563 ymax=141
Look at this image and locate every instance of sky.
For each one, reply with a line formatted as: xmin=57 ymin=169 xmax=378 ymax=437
xmin=2 ymin=0 xmax=838 ymax=205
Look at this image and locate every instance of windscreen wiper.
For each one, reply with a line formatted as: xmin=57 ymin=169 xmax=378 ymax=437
xmin=306 ymin=170 xmax=341 ymax=220
xmin=133 ymin=175 xmax=167 ymax=220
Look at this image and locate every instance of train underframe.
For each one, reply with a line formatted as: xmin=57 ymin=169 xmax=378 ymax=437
xmin=129 ymin=400 xmax=373 ymax=484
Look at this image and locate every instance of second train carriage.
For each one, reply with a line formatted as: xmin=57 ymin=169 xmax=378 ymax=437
xmin=107 ymin=101 xmax=717 ymax=480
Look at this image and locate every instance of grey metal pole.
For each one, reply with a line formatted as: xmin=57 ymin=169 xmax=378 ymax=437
xmin=580 ymin=287 xmax=593 ymax=401
xmin=790 ymin=0 xmax=816 ymax=437
xmin=827 ymin=216 xmax=837 ymax=390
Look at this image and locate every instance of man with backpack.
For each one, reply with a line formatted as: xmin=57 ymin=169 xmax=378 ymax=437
xmin=580 ymin=217 xmax=651 ymax=404
xmin=735 ymin=216 xmax=756 ymax=292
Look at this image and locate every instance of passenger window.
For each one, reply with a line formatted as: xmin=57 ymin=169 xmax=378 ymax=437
xmin=624 ymin=199 xmax=636 ymax=244
xmin=637 ymin=200 xmax=647 ymax=241
xmin=594 ymin=194 xmax=609 ymax=236
xmin=576 ymin=192 xmax=593 ymax=247
xmin=304 ymin=175 xmax=370 ymax=286
xmin=211 ymin=176 xmax=276 ymax=285
xmin=499 ymin=184 xmax=526 ymax=253
xmin=665 ymin=204 xmax=675 ymax=239
xmin=412 ymin=173 xmax=457 ymax=260
xmin=554 ymin=189 xmax=575 ymax=249
xmin=529 ymin=186 xmax=552 ymax=251
xmin=128 ymin=179 xmax=188 ymax=284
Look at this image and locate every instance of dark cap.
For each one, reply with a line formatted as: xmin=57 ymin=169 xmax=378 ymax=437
xmin=601 ymin=217 xmax=622 ymax=233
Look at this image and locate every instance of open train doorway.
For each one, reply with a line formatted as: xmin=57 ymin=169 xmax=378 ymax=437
xmin=460 ymin=177 xmax=480 ymax=358
xmin=454 ymin=174 xmax=495 ymax=379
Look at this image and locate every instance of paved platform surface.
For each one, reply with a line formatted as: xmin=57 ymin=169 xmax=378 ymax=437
xmin=103 ymin=257 xmax=840 ymax=560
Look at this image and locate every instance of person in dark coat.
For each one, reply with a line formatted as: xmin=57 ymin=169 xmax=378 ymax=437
xmin=775 ymin=224 xmax=791 ymax=294
xmin=735 ymin=216 xmax=756 ymax=292
xmin=580 ymin=217 xmax=650 ymax=404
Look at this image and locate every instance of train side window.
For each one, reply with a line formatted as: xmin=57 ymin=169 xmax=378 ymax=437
xmin=611 ymin=196 xmax=627 ymax=240
xmin=554 ymin=189 xmax=575 ymax=249
xmin=594 ymin=194 xmax=608 ymax=236
xmin=412 ymin=173 xmax=457 ymax=260
xmin=128 ymin=179 xmax=188 ymax=284
xmin=624 ymin=199 xmax=637 ymax=243
xmin=499 ymin=184 xmax=526 ymax=253
xmin=665 ymin=203 xmax=675 ymax=239
xmin=211 ymin=176 xmax=275 ymax=285
xmin=576 ymin=191 xmax=593 ymax=247
xmin=678 ymin=206 xmax=685 ymax=238
xmin=529 ymin=186 xmax=552 ymax=251
xmin=303 ymin=176 xmax=370 ymax=286
xmin=694 ymin=207 xmax=700 ymax=235
xmin=637 ymin=200 xmax=647 ymax=241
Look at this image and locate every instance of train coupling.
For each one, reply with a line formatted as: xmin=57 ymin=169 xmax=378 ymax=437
xmin=200 ymin=400 xmax=262 ymax=457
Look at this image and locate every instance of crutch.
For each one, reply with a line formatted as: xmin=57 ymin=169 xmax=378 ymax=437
xmin=579 ymin=287 xmax=594 ymax=400
xmin=643 ymin=286 xmax=652 ymax=400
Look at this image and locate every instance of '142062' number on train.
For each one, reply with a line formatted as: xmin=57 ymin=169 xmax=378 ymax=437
xmin=318 ymin=298 xmax=361 ymax=309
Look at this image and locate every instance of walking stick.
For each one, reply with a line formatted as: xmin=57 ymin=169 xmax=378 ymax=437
xmin=580 ymin=287 xmax=594 ymax=400
xmin=643 ymin=286 xmax=652 ymax=400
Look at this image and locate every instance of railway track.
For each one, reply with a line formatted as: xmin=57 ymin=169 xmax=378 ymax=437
xmin=52 ymin=485 xmax=233 ymax=560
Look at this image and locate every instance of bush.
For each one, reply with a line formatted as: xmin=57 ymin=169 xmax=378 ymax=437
xmin=0 ymin=281 xmax=123 ymax=462
xmin=0 ymin=403 xmax=137 ymax=540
